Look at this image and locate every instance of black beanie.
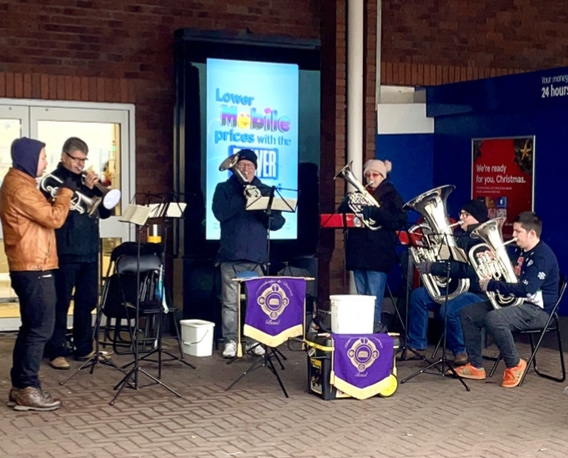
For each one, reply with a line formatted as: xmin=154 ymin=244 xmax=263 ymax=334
xmin=237 ymin=149 xmax=258 ymax=169
xmin=11 ymin=137 xmax=45 ymax=178
xmin=461 ymin=198 xmax=488 ymax=224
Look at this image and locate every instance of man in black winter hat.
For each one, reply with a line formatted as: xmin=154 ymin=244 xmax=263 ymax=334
xmin=212 ymin=148 xmax=285 ymax=358
xmin=0 ymin=137 xmax=73 ymax=411
xmin=406 ymin=198 xmax=489 ymax=365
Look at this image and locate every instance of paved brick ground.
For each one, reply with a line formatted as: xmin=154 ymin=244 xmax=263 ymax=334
xmin=1 ymin=331 xmax=568 ymax=458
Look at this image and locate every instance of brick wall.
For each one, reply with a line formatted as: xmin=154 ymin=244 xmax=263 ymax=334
xmin=0 ymin=0 xmax=320 ymax=193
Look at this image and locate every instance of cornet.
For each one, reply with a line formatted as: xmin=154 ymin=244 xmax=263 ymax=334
xmin=219 ymin=153 xmax=261 ymax=199
xmin=334 ymin=162 xmax=381 ymax=230
xmin=40 ymin=172 xmax=121 ymax=217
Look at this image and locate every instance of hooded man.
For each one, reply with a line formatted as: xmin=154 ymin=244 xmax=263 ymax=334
xmin=0 ymin=137 xmax=73 ymax=411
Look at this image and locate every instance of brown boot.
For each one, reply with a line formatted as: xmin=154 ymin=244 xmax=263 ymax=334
xmin=13 ymin=387 xmax=62 ymax=411
xmin=6 ymin=387 xmax=18 ymax=407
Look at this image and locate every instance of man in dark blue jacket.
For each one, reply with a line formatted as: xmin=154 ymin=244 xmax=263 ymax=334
xmin=212 ymin=149 xmax=285 ymax=358
xmin=407 ymin=198 xmax=488 ymax=365
xmin=40 ymin=137 xmax=112 ymax=369
xmin=455 ymin=211 xmax=560 ymax=388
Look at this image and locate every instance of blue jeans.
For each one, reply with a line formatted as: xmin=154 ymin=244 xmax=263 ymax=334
xmin=10 ymin=271 xmax=56 ymax=389
xmin=353 ymin=269 xmax=387 ymax=325
xmin=45 ymin=261 xmax=98 ymax=359
xmin=408 ymin=287 xmax=483 ymax=355
xmin=220 ymin=262 xmax=264 ymax=343
xmin=461 ymin=300 xmax=549 ymax=368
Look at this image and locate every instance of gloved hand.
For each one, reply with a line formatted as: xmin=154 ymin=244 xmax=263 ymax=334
xmin=362 ymin=205 xmax=379 ymax=222
xmin=416 ymin=261 xmax=433 ymax=275
xmin=61 ymin=177 xmax=77 ymax=192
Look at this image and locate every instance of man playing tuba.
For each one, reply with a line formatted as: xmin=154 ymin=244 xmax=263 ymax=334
xmin=455 ymin=211 xmax=560 ymax=388
xmin=406 ymin=198 xmax=489 ymax=365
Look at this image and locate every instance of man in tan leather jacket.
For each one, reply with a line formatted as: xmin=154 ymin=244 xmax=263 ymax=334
xmin=0 ymin=137 xmax=73 ymax=411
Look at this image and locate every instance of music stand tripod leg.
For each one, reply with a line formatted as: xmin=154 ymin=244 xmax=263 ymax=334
xmin=60 ymin=296 xmax=126 ymax=385
xmin=399 ymin=261 xmax=470 ymax=391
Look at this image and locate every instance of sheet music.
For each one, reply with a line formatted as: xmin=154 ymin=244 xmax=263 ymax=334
xmin=148 ymin=202 xmax=187 ymax=218
xmin=246 ymin=196 xmax=297 ymax=212
xmin=119 ymin=204 xmax=151 ymax=226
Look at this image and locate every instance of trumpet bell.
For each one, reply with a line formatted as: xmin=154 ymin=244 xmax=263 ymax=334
xmin=102 ymin=188 xmax=121 ymax=210
xmin=219 ymin=153 xmax=239 ymax=172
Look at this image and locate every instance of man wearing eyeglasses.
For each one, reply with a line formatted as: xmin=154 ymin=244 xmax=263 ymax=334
xmin=406 ymin=198 xmax=489 ymax=365
xmin=40 ymin=137 xmax=112 ymax=370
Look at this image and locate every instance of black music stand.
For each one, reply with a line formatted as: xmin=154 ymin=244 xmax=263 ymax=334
xmin=245 ymin=186 xmax=297 ymax=274
xmin=110 ymin=202 xmax=182 ymax=405
xmin=400 ymin=233 xmax=470 ymax=391
xmin=59 ymin=274 xmax=127 ymax=385
xmin=145 ymin=195 xmax=196 ymax=371
xmin=396 ymin=226 xmax=432 ymax=362
xmin=225 ymin=276 xmax=311 ymax=398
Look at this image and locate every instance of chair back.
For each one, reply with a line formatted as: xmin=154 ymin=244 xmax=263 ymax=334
xmin=551 ymin=274 xmax=567 ymax=317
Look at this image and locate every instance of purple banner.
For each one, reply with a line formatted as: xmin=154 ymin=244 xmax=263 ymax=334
xmin=243 ymin=276 xmax=306 ymax=347
xmin=331 ymin=333 xmax=394 ymax=400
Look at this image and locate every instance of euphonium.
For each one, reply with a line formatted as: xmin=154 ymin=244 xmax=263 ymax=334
xmin=468 ymin=217 xmax=523 ymax=309
xmin=334 ymin=162 xmax=381 ymax=231
xmin=403 ymin=185 xmax=470 ymax=304
xmin=219 ymin=153 xmax=261 ymax=199
xmin=39 ymin=173 xmax=121 ymax=217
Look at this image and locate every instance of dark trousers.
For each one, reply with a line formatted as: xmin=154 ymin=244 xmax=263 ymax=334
xmin=45 ymin=261 xmax=98 ymax=359
xmin=10 ymin=271 xmax=56 ymax=389
xmin=460 ymin=300 xmax=549 ymax=368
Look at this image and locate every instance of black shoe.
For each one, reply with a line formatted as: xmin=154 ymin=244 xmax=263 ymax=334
xmin=373 ymin=322 xmax=389 ymax=334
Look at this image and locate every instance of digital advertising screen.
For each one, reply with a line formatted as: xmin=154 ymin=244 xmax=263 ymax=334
xmin=205 ymin=58 xmax=299 ymax=240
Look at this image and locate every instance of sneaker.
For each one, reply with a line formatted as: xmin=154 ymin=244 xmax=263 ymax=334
xmin=454 ymin=352 xmax=468 ymax=366
xmin=502 ymin=359 xmax=527 ymax=388
xmin=6 ymin=387 xmax=18 ymax=407
xmin=397 ymin=347 xmax=426 ymax=359
xmin=453 ymin=363 xmax=486 ymax=380
xmin=222 ymin=341 xmax=237 ymax=358
xmin=49 ymin=356 xmax=70 ymax=370
xmin=246 ymin=342 xmax=266 ymax=356
xmin=13 ymin=387 xmax=61 ymax=411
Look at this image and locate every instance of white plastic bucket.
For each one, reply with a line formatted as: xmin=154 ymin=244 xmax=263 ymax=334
xmin=180 ymin=319 xmax=215 ymax=357
xmin=330 ymin=294 xmax=375 ymax=334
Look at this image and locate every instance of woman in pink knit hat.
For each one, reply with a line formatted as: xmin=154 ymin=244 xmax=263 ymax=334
xmin=338 ymin=159 xmax=406 ymax=332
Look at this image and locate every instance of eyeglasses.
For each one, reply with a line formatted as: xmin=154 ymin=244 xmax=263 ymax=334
xmin=64 ymin=151 xmax=88 ymax=163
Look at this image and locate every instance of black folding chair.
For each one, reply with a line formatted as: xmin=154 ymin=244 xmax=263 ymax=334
xmin=489 ymin=274 xmax=567 ymax=385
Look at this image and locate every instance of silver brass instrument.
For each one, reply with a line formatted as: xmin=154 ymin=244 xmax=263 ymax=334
xmin=468 ymin=217 xmax=523 ymax=309
xmin=219 ymin=153 xmax=261 ymax=199
xmin=334 ymin=162 xmax=381 ymax=231
xmin=403 ymin=185 xmax=470 ymax=304
xmin=40 ymin=172 xmax=121 ymax=217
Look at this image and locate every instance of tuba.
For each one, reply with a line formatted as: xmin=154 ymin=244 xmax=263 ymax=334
xmin=403 ymin=185 xmax=470 ymax=304
xmin=468 ymin=217 xmax=523 ymax=309
xmin=219 ymin=153 xmax=261 ymax=199
xmin=334 ymin=162 xmax=381 ymax=230
xmin=40 ymin=173 xmax=121 ymax=217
